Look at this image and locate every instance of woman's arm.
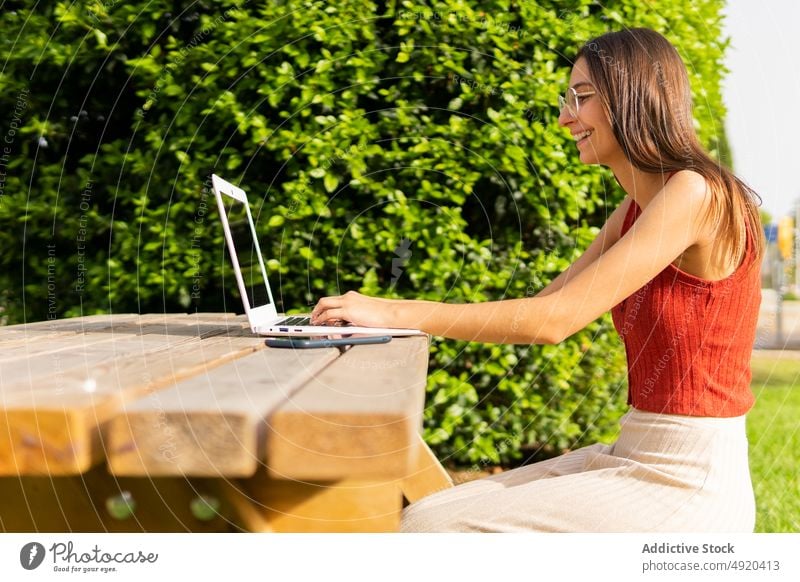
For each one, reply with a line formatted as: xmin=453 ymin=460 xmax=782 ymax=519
xmin=311 ymin=173 xmax=709 ymax=344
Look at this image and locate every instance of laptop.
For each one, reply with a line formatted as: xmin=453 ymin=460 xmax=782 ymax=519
xmin=211 ymin=174 xmax=424 ymax=337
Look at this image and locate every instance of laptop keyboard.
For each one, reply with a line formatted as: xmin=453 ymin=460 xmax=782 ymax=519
xmin=275 ymin=316 xmax=351 ymax=327
xmin=276 ymin=316 xmax=311 ymax=326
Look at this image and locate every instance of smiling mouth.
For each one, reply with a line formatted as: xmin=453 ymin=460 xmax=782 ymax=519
xmin=574 ymin=129 xmax=593 ymax=145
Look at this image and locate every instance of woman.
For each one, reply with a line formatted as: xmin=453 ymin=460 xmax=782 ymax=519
xmin=310 ymin=28 xmax=764 ymax=532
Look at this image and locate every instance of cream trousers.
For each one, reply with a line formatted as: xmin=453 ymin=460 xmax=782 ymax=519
xmin=401 ymin=407 xmax=755 ymax=532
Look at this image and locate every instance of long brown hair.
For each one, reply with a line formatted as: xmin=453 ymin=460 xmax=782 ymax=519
xmin=576 ymin=28 xmax=765 ymax=267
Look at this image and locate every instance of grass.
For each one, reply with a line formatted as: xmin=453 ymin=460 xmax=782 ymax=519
xmin=748 ymin=353 xmax=800 ymax=533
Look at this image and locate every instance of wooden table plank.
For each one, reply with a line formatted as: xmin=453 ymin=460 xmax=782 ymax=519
xmin=1 ymin=334 xmax=206 ymax=397
xmin=0 ymin=465 xmax=233 ymax=532
xmin=0 ymin=335 xmax=265 ymax=476
xmin=0 ymin=338 xmax=165 ymax=391
xmin=0 ymin=314 xmax=253 ymax=396
xmin=0 ymin=314 xmax=141 ymax=348
xmin=226 ymin=471 xmax=403 ymax=533
xmin=0 ymin=314 xmax=139 ymax=337
xmin=0 ymin=313 xmax=248 ymax=345
xmin=106 ymin=346 xmax=341 ymax=478
xmin=265 ymin=335 xmax=429 ymax=481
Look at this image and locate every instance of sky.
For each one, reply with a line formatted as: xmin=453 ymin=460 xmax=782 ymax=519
xmin=722 ymin=0 xmax=800 ymax=221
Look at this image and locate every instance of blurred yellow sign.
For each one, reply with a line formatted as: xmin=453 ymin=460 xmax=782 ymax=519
xmin=778 ymin=216 xmax=794 ymax=260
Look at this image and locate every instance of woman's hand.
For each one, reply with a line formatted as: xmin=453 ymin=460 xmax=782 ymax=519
xmin=310 ymin=291 xmax=398 ymax=328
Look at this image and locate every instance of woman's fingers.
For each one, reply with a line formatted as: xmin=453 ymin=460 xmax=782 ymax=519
xmin=311 ymin=295 xmax=345 ymax=324
xmin=313 ymin=308 xmax=346 ymax=324
xmin=310 ymin=291 xmax=380 ymax=327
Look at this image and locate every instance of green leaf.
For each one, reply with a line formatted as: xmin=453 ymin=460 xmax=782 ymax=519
xmin=323 ymin=174 xmax=339 ymax=193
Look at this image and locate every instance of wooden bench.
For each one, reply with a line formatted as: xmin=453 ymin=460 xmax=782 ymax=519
xmin=0 ymin=313 xmax=452 ymax=532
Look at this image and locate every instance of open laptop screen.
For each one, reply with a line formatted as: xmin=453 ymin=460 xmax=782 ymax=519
xmin=222 ymin=197 xmax=272 ymax=310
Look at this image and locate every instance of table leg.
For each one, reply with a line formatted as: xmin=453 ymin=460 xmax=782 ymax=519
xmin=399 ymin=434 xmax=454 ymax=504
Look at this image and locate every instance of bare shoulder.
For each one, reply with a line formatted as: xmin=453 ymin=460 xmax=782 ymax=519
xmin=657 ymin=169 xmax=714 ymax=234
xmin=660 ymin=170 xmax=727 ymax=276
xmin=665 ymin=169 xmax=711 ymax=203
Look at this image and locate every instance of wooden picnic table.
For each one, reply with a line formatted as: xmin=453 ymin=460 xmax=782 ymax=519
xmin=0 ymin=313 xmax=452 ymax=532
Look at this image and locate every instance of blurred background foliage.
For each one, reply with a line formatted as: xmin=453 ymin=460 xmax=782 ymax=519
xmin=0 ymin=0 xmax=730 ymax=466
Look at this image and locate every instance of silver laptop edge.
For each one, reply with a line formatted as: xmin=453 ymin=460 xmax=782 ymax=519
xmin=211 ymin=174 xmax=423 ymax=337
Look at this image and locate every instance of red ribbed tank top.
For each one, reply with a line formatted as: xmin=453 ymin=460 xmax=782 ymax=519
xmin=610 ymin=181 xmax=761 ymax=417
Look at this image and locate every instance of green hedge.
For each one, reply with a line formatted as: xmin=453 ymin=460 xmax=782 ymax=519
xmin=0 ymin=0 xmax=730 ymax=466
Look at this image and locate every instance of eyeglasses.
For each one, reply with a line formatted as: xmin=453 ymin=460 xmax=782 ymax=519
xmin=558 ymin=86 xmax=596 ymax=117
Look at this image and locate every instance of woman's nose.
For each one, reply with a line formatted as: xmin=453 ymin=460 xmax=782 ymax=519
xmin=558 ymin=105 xmax=574 ymax=127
